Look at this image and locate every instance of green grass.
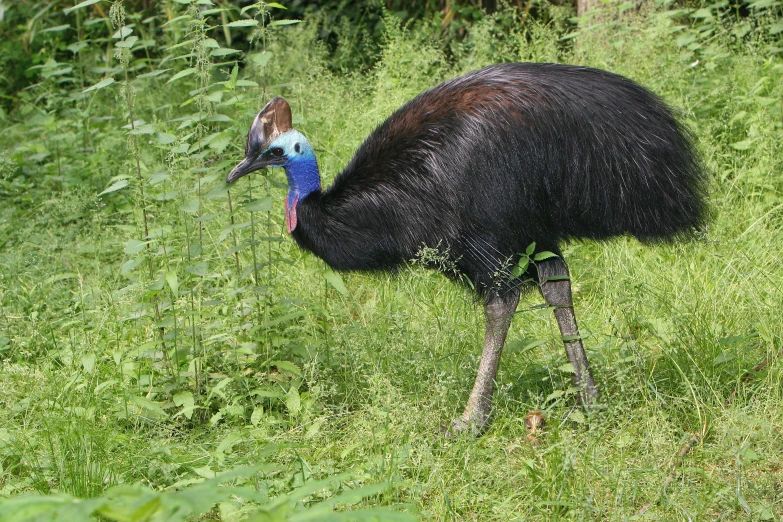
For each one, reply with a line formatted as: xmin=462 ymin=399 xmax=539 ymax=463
xmin=1 ymin=1 xmax=782 ymax=520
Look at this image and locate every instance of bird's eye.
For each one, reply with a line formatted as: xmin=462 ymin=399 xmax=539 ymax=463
xmin=294 ymin=143 xmax=301 ymax=154
xmin=270 ymin=147 xmax=284 ymax=157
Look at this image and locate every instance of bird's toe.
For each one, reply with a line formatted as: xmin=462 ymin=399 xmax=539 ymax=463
xmin=441 ymin=416 xmax=486 ymax=438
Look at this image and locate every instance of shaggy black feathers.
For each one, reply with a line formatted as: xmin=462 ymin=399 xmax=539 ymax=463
xmin=291 ymin=62 xmax=706 ymax=297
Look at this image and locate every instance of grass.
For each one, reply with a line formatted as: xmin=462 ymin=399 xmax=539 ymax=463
xmin=1 ymin=1 xmax=782 ymax=520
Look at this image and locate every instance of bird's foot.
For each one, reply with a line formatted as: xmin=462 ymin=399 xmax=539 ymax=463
xmin=576 ymin=381 xmax=600 ymax=409
xmin=441 ymin=413 xmax=488 ymax=438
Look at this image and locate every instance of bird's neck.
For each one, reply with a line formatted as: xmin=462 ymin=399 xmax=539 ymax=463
xmin=284 ymin=154 xmax=321 ymax=233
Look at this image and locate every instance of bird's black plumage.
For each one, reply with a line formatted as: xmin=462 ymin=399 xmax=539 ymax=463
xmin=228 ymin=62 xmax=707 ymax=432
xmin=290 ymin=63 xmax=706 ymax=297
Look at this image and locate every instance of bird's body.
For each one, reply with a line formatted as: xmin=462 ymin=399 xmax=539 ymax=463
xmin=228 ymin=63 xmax=706 ymax=434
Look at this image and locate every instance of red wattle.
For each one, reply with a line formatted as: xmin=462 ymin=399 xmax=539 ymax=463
xmin=285 ymin=196 xmax=299 ymax=233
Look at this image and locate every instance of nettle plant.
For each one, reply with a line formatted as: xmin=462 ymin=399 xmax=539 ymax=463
xmin=23 ymin=0 xmax=324 ymax=430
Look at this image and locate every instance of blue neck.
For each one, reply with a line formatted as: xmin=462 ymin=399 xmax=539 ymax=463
xmin=285 ymin=154 xmax=321 ymax=209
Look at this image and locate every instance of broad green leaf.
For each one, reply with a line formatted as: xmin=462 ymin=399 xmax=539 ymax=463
xmin=129 ymin=396 xmax=169 ymax=419
xmin=180 ymin=199 xmax=200 ymax=214
xmin=81 ymin=353 xmax=96 ymax=373
xmin=94 ymin=379 xmax=118 ymax=395
xmin=250 ymin=388 xmax=284 ymax=399
xmin=207 ymin=132 xmax=233 ymax=152
xmin=67 ymin=41 xmax=88 ymax=54
xmin=112 ymin=27 xmax=133 ymax=39
xmin=525 ymin=242 xmax=536 ymax=256
xmin=146 ymin=226 xmax=172 ymax=239
xmin=137 ymin=68 xmax=171 ymax=79
xmin=64 ymin=0 xmax=104 ymax=14
xmin=204 ymin=91 xmax=223 ymax=103
xmin=115 ymin=36 xmax=139 ymax=48
xmin=739 ymin=445 xmax=761 ymax=463
xmin=211 ymin=48 xmax=241 ymax=57
xmin=270 ymin=360 xmax=302 ymax=376
xmin=545 ymin=389 xmax=565 ymax=402
xmin=156 ymin=132 xmax=177 ymax=145
xmin=690 ymin=8 xmax=712 ymax=19
xmin=533 ymin=251 xmax=557 ymax=261
xmin=226 ymin=64 xmax=239 ymax=89
xmin=225 ymin=19 xmax=259 ymax=28
xmin=153 ymin=191 xmax=179 ymax=201
xmin=41 ymin=24 xmax=71 ymax=33
xmin=268 ymin=19 xmax=300 ymax=26
xmin=240 ymin=4 xmax=255 ymax=14
xmin=166 ymin=68 xmax=197 ymax=85
xmin=748 ymin=0 xmax=776 ymax=8
xmin=505 ymin=338 xmax=547 ymax=354
xmin=559 ymin=31 xmax=580 ymax=41
xmin=148 ymin=276 xmax=165 ymax=291
xmin=122 ymin=119 xmax=146 ymax=130
xmin=208 ymin=378 xmax=233 ymax=402
xmin=325 ymin=269 xmax=349 ymax=296
xmin=125 ymin=239 xmax=147 ymax=256
xmin=732 ymin=23 xmax=751 ymax=39
xmin=285 ymin=386 xmax=301 ymax=416
xmin=510 ymin=257 xmax=529 ymax=279
xmin=83 ymin=77 xmax=115 ymax=93
xmin=186 ymin=262 xmax=209 ymax=277
xmin=718 ymin=335 xmax=749 ymax=346
xmin=250 ymin=407 xmax=264 ymax=426
xmin=216 ymin=431 xmax=243 ymax=454
xmin=206 ymin=182 xmax=231 ymax=200
xmin=129 ymin=124 xmax=155 ymax=135
xmin=166 ymin=270 xmax=179 ymax=298
xmin=121 ymin=258 xmax=144 ymax=275
xmin=676 ymin=32 xmax=697 ymax=47
xmin=97 ymin=494 xmax=161 ymax=521
xmin=250 ymin=52 xmax=273 ymax=68
xmin=99 ymin=178 xmax=129 ymax=196
xmin=173 ymin=391 xmax=195 ymax=420
xmin=0 ymin=496 xmax=107 ymax=521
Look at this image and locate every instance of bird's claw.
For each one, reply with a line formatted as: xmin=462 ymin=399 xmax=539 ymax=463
xmin=441 ymin=416 xmax=487 ymax=438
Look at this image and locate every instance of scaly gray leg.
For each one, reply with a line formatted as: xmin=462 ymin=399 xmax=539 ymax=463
xmin=537 ymin=257 xmax=599 ymax=405
xmin=448 ymin=290 xmax=520 ymax=435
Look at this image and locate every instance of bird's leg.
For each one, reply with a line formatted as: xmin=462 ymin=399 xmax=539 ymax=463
xmin=537 ymin=257 xmax=599 ymax=406
xmin=448 ymin=290 xmax=520 ymax=436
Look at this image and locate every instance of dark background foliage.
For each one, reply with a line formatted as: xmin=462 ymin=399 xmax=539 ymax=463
xmin=3 ymin=0 xmax=781 ymax=115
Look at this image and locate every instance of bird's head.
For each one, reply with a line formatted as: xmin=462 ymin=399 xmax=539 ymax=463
xmin=227 ymin=97 xmax=321 ymax=233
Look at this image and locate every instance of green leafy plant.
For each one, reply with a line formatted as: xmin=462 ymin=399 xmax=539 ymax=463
xmin=0 ymin=466 xmax=414 ymax=521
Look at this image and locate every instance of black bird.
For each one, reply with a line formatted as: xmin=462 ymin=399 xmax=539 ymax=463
xmin=227 ymin=63 xmax=706 ymax=434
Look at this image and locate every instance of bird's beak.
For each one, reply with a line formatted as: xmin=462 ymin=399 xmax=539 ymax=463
xmin=226 ymin=156 xmax=261 ymax=183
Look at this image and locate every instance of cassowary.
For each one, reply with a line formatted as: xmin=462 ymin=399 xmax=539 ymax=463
xmin=227 ymin=63 xmax=706 ymax=435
